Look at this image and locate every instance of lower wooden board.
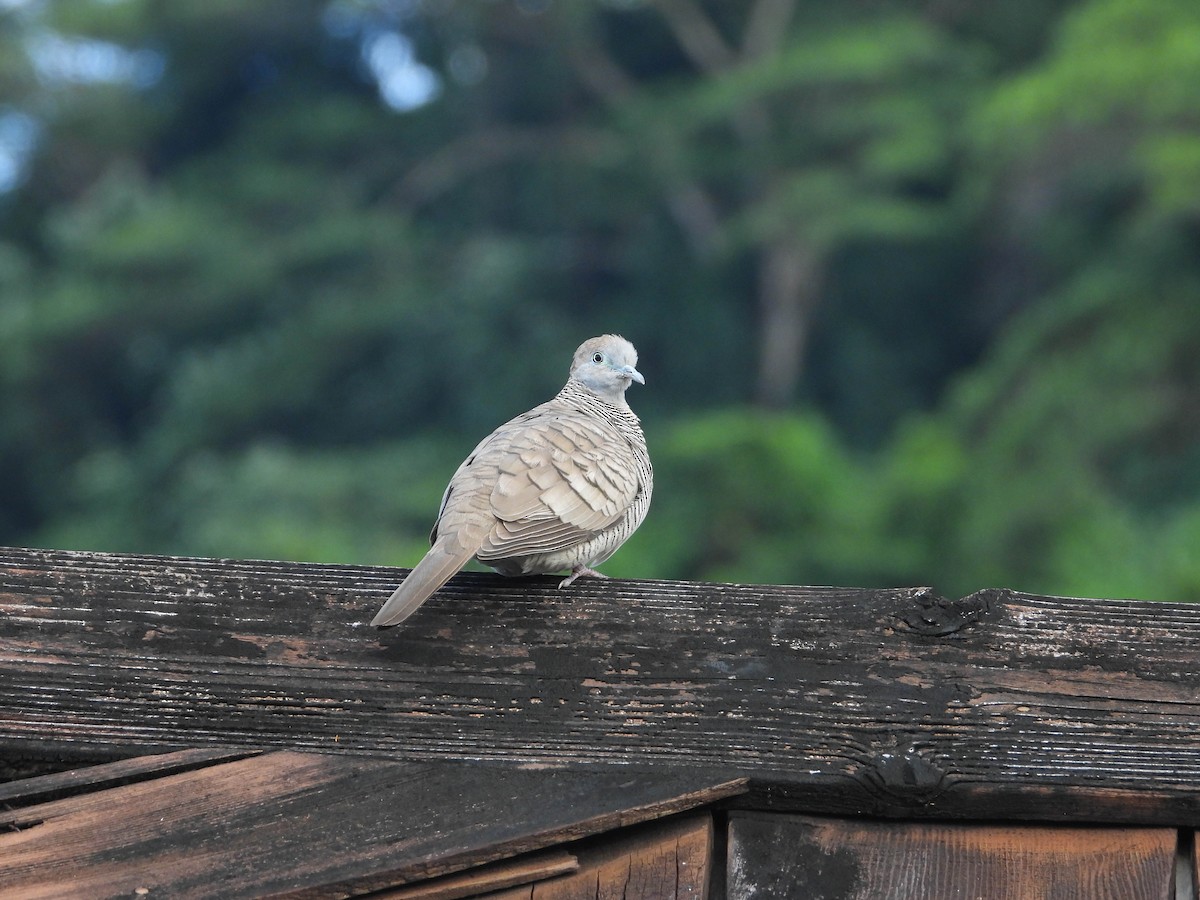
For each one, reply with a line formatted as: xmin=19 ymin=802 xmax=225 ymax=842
xmin=485 ymin=813 xmax=712 ymax=900
xmin=0 ymin=751 xmax=744 ymax=899
xmin=1191 ymin=831 xmax=1198 ymax=900
xmin=727 ymin=812 xmax=1177 ymax=900
xmin=367 ymin=849 xmax=579 ymax=900
xmin=0 ymin=747 xmax=258 ymax=809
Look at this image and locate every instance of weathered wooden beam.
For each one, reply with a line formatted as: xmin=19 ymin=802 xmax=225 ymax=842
xmin=2 ymin=546 xmax=1199 ymax=826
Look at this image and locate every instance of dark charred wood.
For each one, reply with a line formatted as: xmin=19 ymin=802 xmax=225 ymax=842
xmin=726 ymin=813 xmax=1178 ymax=900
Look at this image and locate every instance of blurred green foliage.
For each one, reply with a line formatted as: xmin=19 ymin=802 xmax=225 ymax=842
xmin=2 ymin=0 xmax=1199 ymax=602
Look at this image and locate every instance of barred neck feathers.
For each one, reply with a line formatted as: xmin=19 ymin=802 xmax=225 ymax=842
xmin=558 ymin=379 xmax=641 ymax=426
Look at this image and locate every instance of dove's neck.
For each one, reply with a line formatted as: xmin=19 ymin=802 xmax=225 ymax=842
xmin=560 ymin=379 xmax=637 ymax=419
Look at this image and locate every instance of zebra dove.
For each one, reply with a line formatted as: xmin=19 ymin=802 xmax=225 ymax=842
xmin=371 ymin=334 xmax=652 ymax=627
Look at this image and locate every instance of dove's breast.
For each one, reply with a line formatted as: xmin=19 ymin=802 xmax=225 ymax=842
xmin=480 ymin=382 xmax=652 ymax=577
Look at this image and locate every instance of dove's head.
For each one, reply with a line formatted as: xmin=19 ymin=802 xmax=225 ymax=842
xmin=570 ymin=334 xmax=644 ymax=405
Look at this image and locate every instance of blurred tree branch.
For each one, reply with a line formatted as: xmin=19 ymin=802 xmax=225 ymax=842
xmin=391 ymin=1 xmax=823 ymax=406
xmin=650 ymin=0 xmax=821 ymax=407
xmin=393 ymin=126 xmax=623 ymax=209
xmin=563 ymin=10 xmax=726 ymax=259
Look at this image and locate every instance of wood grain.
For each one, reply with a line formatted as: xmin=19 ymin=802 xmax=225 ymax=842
xmin=1191 ymin=831 xmax=1198 ymax=900
xmin=727 ymin=813 xmax=1177 ymax=900
xmin=0 ymin=748 xmax=257 ymax=809
xmin=0 ymin=750 xmax=742 ymax=899
xmin=2 ymin=546 xmax=1199 ymax=825
xmin=361 ymin=849 xmax=577 ymax=899
xmin=486 ymin=813 xmax=712 ymax=900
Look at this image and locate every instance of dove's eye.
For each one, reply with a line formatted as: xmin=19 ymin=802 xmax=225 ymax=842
xmin=592 ymin=352 xmax=604 ymax=364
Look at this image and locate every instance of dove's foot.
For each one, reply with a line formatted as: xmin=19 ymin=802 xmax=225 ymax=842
xmin=558 ymin=565 xmax=609 ymax=588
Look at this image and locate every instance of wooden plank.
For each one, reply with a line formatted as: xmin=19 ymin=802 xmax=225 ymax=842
xmin=350 ymin=849 xmax=577 ymax=900
xmin=0 ymin=750 xmax=743 ymax=899
xmin=727 ymin=812 xmax=1177 ymax=900
xmin=2 ymin=546 xmax=1200 ymax=825
xmin=0 ymin=748 xmax=257 ymax=808
xmin=485 ymin=813 xmax=712 ymax=900
xmin=1191 ymin=831 xmax=1198 ymax=900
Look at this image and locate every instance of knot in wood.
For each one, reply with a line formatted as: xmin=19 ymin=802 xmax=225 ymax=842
xmin=896 ymin=589 xmax=994 ymax=637
xmin=865 ymin=740 xmax=949 ymax=805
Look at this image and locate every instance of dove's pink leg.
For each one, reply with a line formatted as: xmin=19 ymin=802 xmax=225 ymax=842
xmin=559 ymin=565 xmax=610 ymax=588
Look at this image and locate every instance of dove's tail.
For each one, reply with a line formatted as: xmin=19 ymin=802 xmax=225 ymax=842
xmin=371 ymin=541 xmax=475 ymax=628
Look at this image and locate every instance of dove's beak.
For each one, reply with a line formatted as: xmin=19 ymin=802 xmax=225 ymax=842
xmin=623 ymin=365 xmax=645 ymax=385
